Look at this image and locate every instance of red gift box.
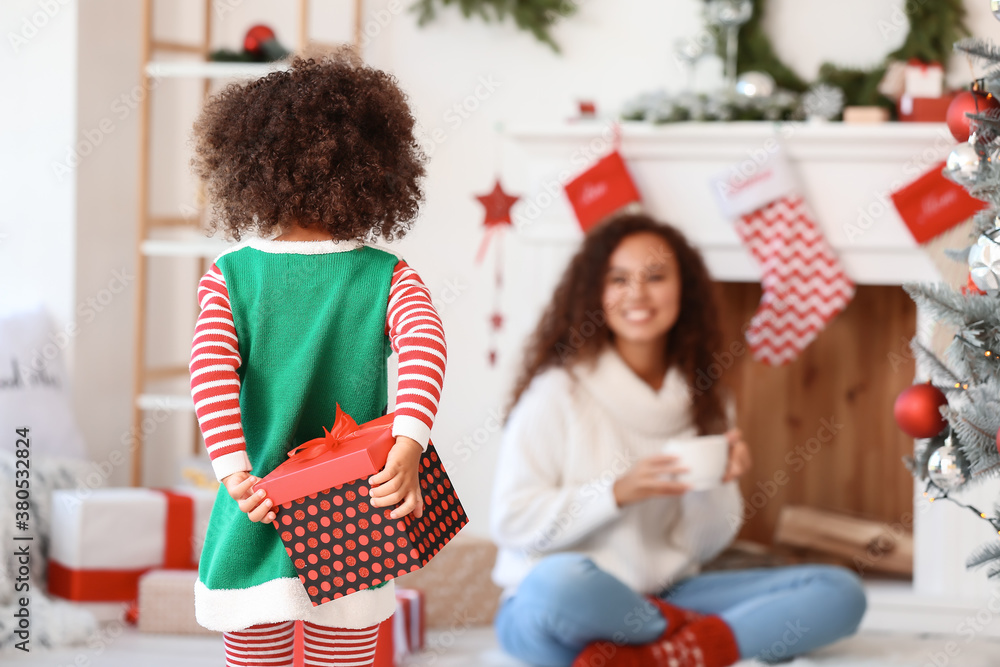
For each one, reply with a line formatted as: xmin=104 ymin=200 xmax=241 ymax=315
xmin=253 ymin=406 xmax=469 ymax=606
xmin=564 ymin=150 xmax=641 ymax=232
xmin=48 ymin=488 xmax=212 ymax=602
xmin=393 ymin=588 xmax=425 ymax=655
xmin=898 ymin=94 xmax=956 ymax=123
xmin=890 ymin=161 xmax=987 ymax=243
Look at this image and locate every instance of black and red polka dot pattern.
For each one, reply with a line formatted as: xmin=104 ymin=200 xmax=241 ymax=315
xmin=271 ymin=446 xmax=468 ymax=606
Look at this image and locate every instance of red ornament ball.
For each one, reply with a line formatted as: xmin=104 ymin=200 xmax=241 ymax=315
xmin=244 ymin=24 xmax=276 ymax=56
xmin=947 ymin=90 xmax=1000 ymax=143
xmin=894 ymin=384 xmax=948 ymax=438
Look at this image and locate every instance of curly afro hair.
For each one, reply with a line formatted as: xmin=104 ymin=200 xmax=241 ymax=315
xmin=191 ymin=49 xmax=426 ymax=242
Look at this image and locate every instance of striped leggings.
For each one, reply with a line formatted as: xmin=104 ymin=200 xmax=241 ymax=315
xmin=223 ymin=621 xmax=379 ymax=667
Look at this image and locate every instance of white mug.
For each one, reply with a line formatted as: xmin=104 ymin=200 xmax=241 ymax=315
xmin=661 ymin=434 xmax=729 ymax=491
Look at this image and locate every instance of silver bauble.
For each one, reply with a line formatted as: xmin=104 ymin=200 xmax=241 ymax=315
xmin=711 ymin=0 xmax=753 ymax=27
xmin=802 ymin=83 xmax=845 ymax=120
xmin=968 ymin=228 xmax=1000 ymax=296
xmin=945 ymin=142 xmax=982 ymax=185
xmin=735 ymin=71 xmax=776 ymax=99
xmin=928 ymin=444 xmax=966 ymax=491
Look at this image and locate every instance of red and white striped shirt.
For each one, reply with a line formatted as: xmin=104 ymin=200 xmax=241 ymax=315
xmin=190 ymin=258 xmax=447 ymax=481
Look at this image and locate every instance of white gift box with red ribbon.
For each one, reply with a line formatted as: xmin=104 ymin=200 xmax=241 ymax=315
xmin=392 ymin=588 xmax=425 ymax=662
xmin=904 ymin=59 xmax=944 ymax=99
xmin=48 ymin=488 xmax=215 ymax=602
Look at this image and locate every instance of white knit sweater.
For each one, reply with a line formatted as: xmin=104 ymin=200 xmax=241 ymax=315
xmin=490 ymin=346 xmax=744 ymax=599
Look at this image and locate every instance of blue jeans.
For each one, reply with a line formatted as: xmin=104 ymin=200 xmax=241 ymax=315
xmin=494 ymin=553 xmax=867 ymax=667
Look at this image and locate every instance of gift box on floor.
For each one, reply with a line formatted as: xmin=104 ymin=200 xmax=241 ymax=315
xmin=393 ymin=588 xmax=425 ymax=660
xmin=48 ymin=487 xmax=214 ymax=602
xmin=136 ymin=569 xmax=215 ymax=635
xmin=395 ymin=534 xmax=503 ymax=629
xmin=253 ymin=406 xmax=469 ymax=605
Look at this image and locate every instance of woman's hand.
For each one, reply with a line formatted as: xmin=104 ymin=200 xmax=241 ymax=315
xmin=721 ymin=428 xmax=752 ymax=483
xmin=613 ymin=454 xmax=691 ymax=507
xmin=222 ymin=471 xmax=276 ymax=524
xmin=369 ymin=436 xmax=424 ymax=520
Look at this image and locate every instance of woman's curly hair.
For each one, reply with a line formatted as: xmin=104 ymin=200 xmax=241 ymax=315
xmin=191 ymin=49 xmax=426 ymax=242
xmin=508 ymin=212 xmax=729 ymax=435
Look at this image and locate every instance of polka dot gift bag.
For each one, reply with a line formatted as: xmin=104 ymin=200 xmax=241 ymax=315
xmin=252 ymin=405 xmax=468 ymax=605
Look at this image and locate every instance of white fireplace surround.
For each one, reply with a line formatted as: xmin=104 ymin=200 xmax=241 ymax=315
xmin=499 ymin=121 xmax=1000 ymax=637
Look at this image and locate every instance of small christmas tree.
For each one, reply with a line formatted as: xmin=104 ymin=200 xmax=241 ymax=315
xmin=900 ymin=38 xmax=1000 ymax=579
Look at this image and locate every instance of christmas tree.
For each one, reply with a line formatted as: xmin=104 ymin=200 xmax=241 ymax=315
xmin=899 ymin=38 xmax=1000 ymax=579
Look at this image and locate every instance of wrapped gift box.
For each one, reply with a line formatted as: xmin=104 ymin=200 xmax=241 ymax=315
xmin=393 ymin=588 xmax=425 ymax=659
xmin=904 ymin=60 xmax=944 ymax=99
xmin=898 ymin=94 xmax=955 ymax=123
xmin=395 ymin=534 xmax=503 ymax=629
xmin=48 ymin=487 xmax=214 ymax=602
xmin=253 ymin=406 xmax=468 ymax=606
xmin=136 ymin=569 xmax=215 ymax=635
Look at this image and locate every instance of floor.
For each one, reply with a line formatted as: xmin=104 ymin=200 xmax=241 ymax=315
xmin=5 ymin=625 xmax=1000 ymax=666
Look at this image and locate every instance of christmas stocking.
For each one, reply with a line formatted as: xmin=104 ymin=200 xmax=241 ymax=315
xmin=712 ymin=150 xmax=854 ymax=365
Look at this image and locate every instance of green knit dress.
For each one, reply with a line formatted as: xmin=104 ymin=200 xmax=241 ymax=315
xmin=194 ymin=241 xmax=401 ymax=632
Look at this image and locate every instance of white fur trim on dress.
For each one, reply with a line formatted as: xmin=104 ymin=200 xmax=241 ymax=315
xmin=246 ymin=238 xmax=364 ymax=255
xmin=194 ymin=576 xmax=395 ymax=632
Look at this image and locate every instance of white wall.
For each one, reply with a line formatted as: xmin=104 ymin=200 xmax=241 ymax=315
xmin=65 ymin=1 xmax=1000 ymax=537
xmin=0 ymin=1 xmax=78 ymax=322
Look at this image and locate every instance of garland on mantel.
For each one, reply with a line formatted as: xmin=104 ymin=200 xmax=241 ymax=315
xmin=411 ymin=0 xmax=576 ymax=52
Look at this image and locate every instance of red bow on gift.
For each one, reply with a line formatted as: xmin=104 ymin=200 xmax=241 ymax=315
xmin=284 ymin=405 xmax=395 ymax=463
xmin=285 ymin=405 xmax=360 ymax=462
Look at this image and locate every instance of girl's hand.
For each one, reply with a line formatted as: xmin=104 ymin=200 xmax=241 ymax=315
xmin=222 ymin=471 xmax=276 ymax=524
xmin=721 ymin=428 xmax=752 ymax=483
xmin=368 ymin=436 xmax=424 ymax=520
xmin=613 ymin=454 xmax=691 ymax=507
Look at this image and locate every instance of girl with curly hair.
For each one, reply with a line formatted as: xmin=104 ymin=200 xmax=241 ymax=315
xmin=187 ymin=51 xmax=445 ymax=667
xmin=490 ymin=214 xmax=867 ymax=666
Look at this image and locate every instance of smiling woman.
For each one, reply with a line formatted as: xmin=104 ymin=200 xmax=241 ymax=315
xmin=489 ymin=212 xmax=867 ymax=667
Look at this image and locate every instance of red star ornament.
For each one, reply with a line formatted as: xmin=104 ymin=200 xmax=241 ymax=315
xmin=475 ymin=179 xmax=520 ymax=229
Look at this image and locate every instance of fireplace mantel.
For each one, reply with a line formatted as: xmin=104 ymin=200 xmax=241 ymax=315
xmin=501 ymin=121 xmax=956 ymax=286
xmin=499 ymin=120 xmax=1000 ymax=636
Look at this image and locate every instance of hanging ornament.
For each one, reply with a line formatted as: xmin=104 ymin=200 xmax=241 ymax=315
xmin=894 ymin=383 xmax=948 ymax=438
xmin=965 ymin=272 xmax=988 ymax=295
xmin=474 ymin=178 xmax=520 ymax=367
xmin=243 ymin=25 xmax=290 ymax=62
xmin=946 ymin=87 xmax=1000 ymax=143
xmin=928 ymin=437 xmax=967 ymax=490
xmin=735 ymin=71 xmax=776 ymax=99
xmin=968 ymin=219 xmax=1000 ymax=296
xmin=944 ymin=142 xmax=982 ymax=186
xmin=992 ymin=0 xmax=1000 ymax=22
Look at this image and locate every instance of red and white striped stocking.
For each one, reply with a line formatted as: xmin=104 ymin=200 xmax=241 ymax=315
xmin=224 ymin=621 xmax=295 ymax=667
xmin=302 ymin=622 xmax=380 ymax=667
xmin=223 ymin=621 xmax=379 ymax=667
xmin=733 ymin=195 xmax=854 ymax=365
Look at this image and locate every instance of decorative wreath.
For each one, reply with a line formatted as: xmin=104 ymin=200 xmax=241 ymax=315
xmin=721 ymin=0 xmax=970 ymax=110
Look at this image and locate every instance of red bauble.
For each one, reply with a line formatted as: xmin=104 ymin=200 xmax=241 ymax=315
xmin=244 ymin=24 xmax=277 ymax=56
xmin=946 ymin=90 xmax=1000 ymax=143
xmin=894 ymin=383 xmax=948 ymax=438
